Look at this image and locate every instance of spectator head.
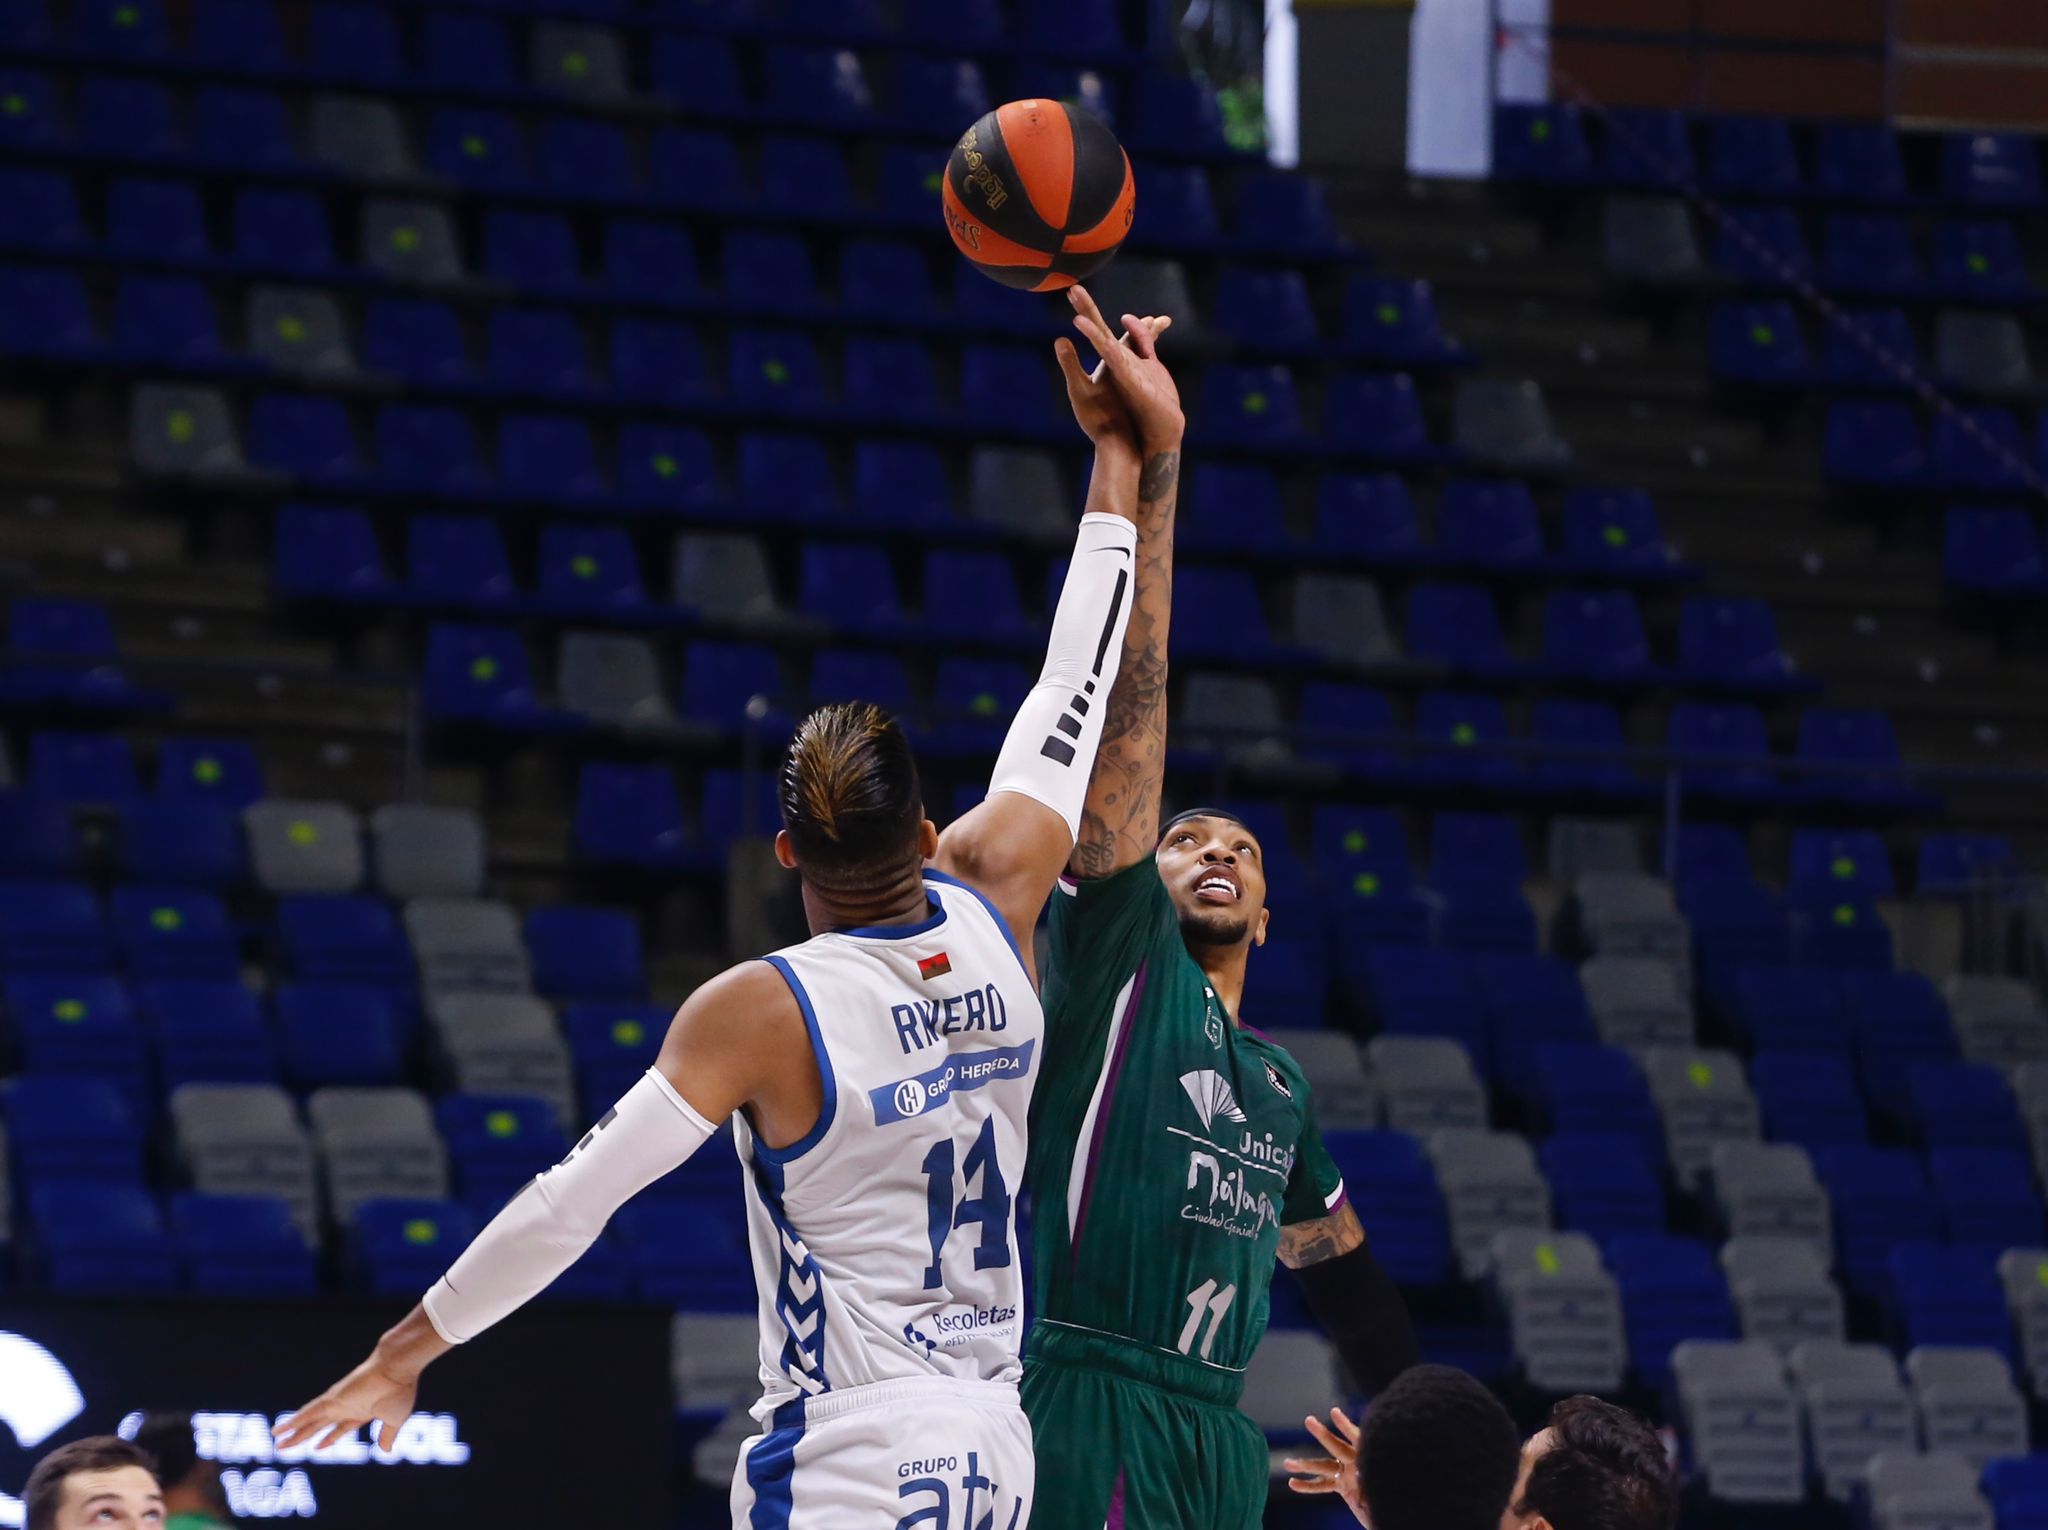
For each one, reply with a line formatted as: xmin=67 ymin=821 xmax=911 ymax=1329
xmin=1352 ymin=1363 xmax=1522 ymax=1530
xmin=23 ymin=1436 xmax=162 ymax=1530
xmin=1504 ymin=1395 xmax=1679 ymax=1530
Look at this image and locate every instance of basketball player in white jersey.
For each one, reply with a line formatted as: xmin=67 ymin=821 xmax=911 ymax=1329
xmin=274 ymin=290 xmax=1185 ymax=1530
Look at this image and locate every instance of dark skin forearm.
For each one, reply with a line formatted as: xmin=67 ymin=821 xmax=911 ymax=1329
xmin=1069 ymin=444 xmax=1179 ymax=880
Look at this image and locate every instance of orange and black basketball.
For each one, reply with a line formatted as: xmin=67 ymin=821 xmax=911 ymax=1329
xmin=944 ymin=100 xmax=1136 ymax=292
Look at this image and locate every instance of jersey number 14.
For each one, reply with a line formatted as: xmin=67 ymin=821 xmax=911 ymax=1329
xmin=920 ymin=1115 xmax=1013 ymax=1290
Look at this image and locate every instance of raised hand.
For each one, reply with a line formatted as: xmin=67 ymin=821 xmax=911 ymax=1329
xmin=1056 ymin=305 xmax=1173 ymax=452
xmin=1283 ymin=1407 xmax=1367 ymax=1523
xmin=1060 ymin=284 xmax=1184 ymax=451
xmin=272 ymin=1351 xmax=420 ymax=1454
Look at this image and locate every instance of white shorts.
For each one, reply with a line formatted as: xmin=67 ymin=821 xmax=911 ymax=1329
xmin=730 ymin=1375 xmax=1033 ymax=1530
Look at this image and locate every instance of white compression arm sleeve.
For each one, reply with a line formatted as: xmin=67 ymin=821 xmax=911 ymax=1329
xmin=987 ymin=510 xmax=1138 ymax=839
xmin=422 ymin=1068 xmax=718 ymax=1344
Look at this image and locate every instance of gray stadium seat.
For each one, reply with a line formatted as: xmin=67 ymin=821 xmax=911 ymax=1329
xmin=1942 ymin=975 xmax=2048 ymax=1066
xmin=1641 ymin=1046 xmax=1761 ymax=1189
xmin=1291 ymin=574 xmax=1398 ymax=667
xmin=307 ymin=1086 xmax=449 ymax=1221
xmin=311 ymin=96 xmax=415 ymax=180
xmin=1266 ymin=1030 xmax=1377 ymax=1129
xmin=1864 ymin=1451 xmax=1994 ymax=1530
xmin=1547 ymin=818 xmax=1644 ymax=881
xmin=557 ymin=632 xmax=686 ymax=734
xmin=244 ymin=799 xmax=366 ymax=893
xmin=170 ymin=1083 xmax=320 ymax=1239
xmin=405 ymin=897 xmax=532 ymax=995
xmin=1489 ymin=1230 xmax=1627 ymax=1392
xmin=1365 ymin=1035 xmax=1487 ymax=1136
xmin=131 ymin=383 xmax=243 ymax=477
xmin=362 ymin=200 xmax=463 ymax=283
xmin=1719 ymin=1236 xmax=1846 ymax=1352
xmin=371 ymin=803 xmax=486 ymax=901
xmin=1997 ymin=1247 xmax=2048 ymax=1396
xmin=1452 ymin=378 xmax=1570 ymax=469
xmin=1670 ymin=1339 xmax=1804 ymax=1504
xmin=1086 ymin=258 xmax=1197 ymax=340
xmin=1937 ymin=309 xmax=2033 ymax=394
xmin=692 ymin=1413 xmax=755 ymax=1489
xmin=429 ymin=992 xmax=577 ymax=1127
xmin=530 ymin=23 xmax=628 ymax=100
xmin=672 ymin=534 xmax=812 ymax=636
xmin=969 ymin=448 xmax=1070 ymax=540
xmin=672 ymin=1312 xmax=762 ymax=1415
xmin=1708 ymin=1141 xmax=1831 ymax=1253
xmin=1905 ymin=1347 xmax=2028 ymax=1468
xmin=1788 ymin=1340 xmax=1914 ymax=1499
xmin=1574 ymin=873 xmax=1691 ymax=969
xmin=247 ymin=288 xmax=354 ymax=377
xmin=1181 ymin=674 xmax=1297 ymax=774
xmin=1242 ymin=1331 xmax=1339 ymax=1432
xmin=1603 ymin=196 xmax=1703 ymax=283
xmin=1426 ymin=1128 xmax=1553 ymax=1279
xmin=1580 ymin=955 xmax=1694 ymax=1049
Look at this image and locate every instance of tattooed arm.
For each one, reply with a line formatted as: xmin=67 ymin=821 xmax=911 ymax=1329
xmin=1281 ymin=1202 xmax=1422 ymax=1395
xmin=1064 ymin=288 xmax=1184 ymax=882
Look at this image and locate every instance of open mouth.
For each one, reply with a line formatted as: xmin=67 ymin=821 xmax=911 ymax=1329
xmin=1193 ymin=870 xmax=1241 ymax=905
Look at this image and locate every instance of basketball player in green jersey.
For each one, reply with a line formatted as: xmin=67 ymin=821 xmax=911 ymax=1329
xmin=1025 ymin=289 xmax=1422 ymax=1530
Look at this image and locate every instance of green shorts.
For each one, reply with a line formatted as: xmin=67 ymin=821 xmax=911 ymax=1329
xmin=1020 ymin=1322 xmax=1268 ymax=1530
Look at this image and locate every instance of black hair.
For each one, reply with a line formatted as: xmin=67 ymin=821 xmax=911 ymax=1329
xmin=25 ymin=1437 xmax=159 ymax=1530
xmin=1354 ymin=1364 xmax=1521 ymax=1530
xmin=128 ymin=1412 xmax=202 ymax=1491
xmin=1516 ymin=1396 xmax=1678 ymax=1530
xmin=778 ymin=702 xmax=925 ymax=892
xmin=1158 ymin=806 xmax=1255 ymax=844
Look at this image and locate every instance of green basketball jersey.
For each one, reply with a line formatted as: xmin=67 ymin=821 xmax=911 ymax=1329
xmin=1026 ymin=860 xmax=1346 ymax=1387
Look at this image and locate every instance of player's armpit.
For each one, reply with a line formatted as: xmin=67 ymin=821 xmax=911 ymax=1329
xmin=655 ymin=960 xmax=811 ymax=1144
xmin=1277 ymin=1201 xmax=1367 ymax=1268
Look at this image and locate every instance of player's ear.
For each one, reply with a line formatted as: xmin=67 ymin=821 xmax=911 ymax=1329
xmin=916 ymin=818 xmax=940 ymax=860
xmin=773 ymin=829 xmax=799 ymax=871
xmin=1253 ymin=907 xmax=1270 ymax=947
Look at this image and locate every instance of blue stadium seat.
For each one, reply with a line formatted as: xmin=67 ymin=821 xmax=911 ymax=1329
xmin=1748 ymin=1052 xmax=1867 ymax=1152
xmin=140 ymin=978 xmax=276 ymax=1089
xmin=1917 ymin=832 xmax=2017 ymax=895
xmin=1477 ymin=953 xmax=1597 ymax=1083
xmin=1678 ymin=596 xmax=1800 ymax=687
xmin=0 ymin=169 xmax=85 ymax=254
xmin=1678 ymin=881 xmax=1791 ymax=977
xmin=484 ymin=211 xmax=582 ymax=297
xmin=564 ymin=1001 xmax=666 ymax=1110
xmin=1888 ymin=1243 xmax=2014 ymax=1358
xmin=308 ymin=3 xmax=403 ymax=84
xmin=1313 ymin=472 xmax=1421 ymax=559
xmin=615 ymin=1192 xmax=754 ymax=1310
xmin=840 ymin=240 xmax=935 ymax=323
xmin=420 ymin=11 xmax=516 ymax=91
xmin=3 ymin=1075 xmax=142 ymax=1186
xmin=1667 ymin=701 xmax=1780 ymax=803
xmin=439 ymin=1095 xmax=570 ymax=1210
xmin=1213 ymin=267 xmax=1320 ymax=349
xmin=1706 ymin=117 xmax=1802 ymax=197
xmin=698 ymin=768 xmax=780 ymax=855
xmin=80 ymin=0 xmax=165 ymax=53
xmin=0 ymin=70 xmax=60 ymax=153
xmin=1983 ymin=1460 xmax=2048 ymax=1530
xmin=1945 ymin=506 xmax=2047 ymax=593
xmin=1931 ymin=1148 xmax=2044 ymax=1248
xmin=648 ymin=126 xmax=751 ymax=213
xmin=277 ymin=894 xmax=412 ymax=987
xmin=925 ymin=658 xmax=1028 ymax=756
xmin=1418 ymin=785 xmax=1531 ymax=936
xmin=1170 ymin=567 xmax=1284 ymax=662
xmin=111 ymin=884 xmax=235 ymax=983
xmin=427 ymin=107 xmax=528 ymax=189
xmin=525 ymin=907 xmax=644 ymax=1002
xmin=846 ymin=442 xmax=948 ymax=529
xmin=1933 ymin=219 xmax=2031 ymax=299
xmin=575 ymin=762 xmax=692 ymax=867
xmin=1710 ymin=300 xmax=1811 ymax=384
xmin=1822 ymin=214 xmax=1920 ymax=298
xmin=961 ymin=346 xmax=1058 ymax=434
xmin=1841 ymin=970 xmax=1959 ymax=1118
xmin=894 ymin=55 xmax=990 ymax=138
xmin=273 ymin=503 xmax=392 ymax=601
xmin=423 ymin=623 xmax=555 ymax=725
xmin=0 ymin=268 xmax=96 ymax=361
xmin=1234 ymin=174 xmax=1345 ymax=257
xmin=250 ymin=393 xmax=362 ymax=487
xmin=1430 ymin=811 xmax=1525 ymax=887
xmin=30 ymin=730 xmax=139 ymax=805
xmin=922 ymin=551 xmax=1033 ymax=647
xmin=1531 ymin=1043 xmax=1662 ymax=1160
xmin=10 ymin=976 xmax=142 ymax=1097
xmin=799 ymin=544 xmax=914 ymax=639
xmin=617 ymin=425 xmax=717 ymax=516
xmin=378 ymin=404 xmax=487 ymax=497
xmin=407 ymin=516 xmax=517 ymax=609
xmin=156 ymin=738 xmax=264 ymax=808
xmin=740 ymin=431 xmax=839 ymax=517
xmin=1814 ymin=122 xmax=1908 ymax=203
xmin=758 ymin=136 xmax=855 ymax=222
xmin=107 ymin=179 xmax=208 ymax=264
xmin=172 ymin=1192 xmax=315 ymax=1295
xmin=80 ymin=75 xmax=178 ymax=161
xmin=1543 ymin=589 xmax=1654 ymax=679
xmin=1324 ymin=372 xmax=1433 ymax=461
xmin=1600 ymin=106 xmax=1693 ymax=189
xmin=1130 ymin=75 xmax=1227 ymax=157
xmin=1132 ymin=164 xmax=1219 ymax=246
xmin=1542 ymin=1134 xmax=1666 ymax=1245
xmin=1528 ymin=699 xmax=1642 ymax=795
xmin=1342 ymin=277 xmax=1467 ymax=366
xmin=1437 ymin=478 xmax=1544 ymax=566
xmin=1405 ymin=583 xmax=1512 ymax=674
xmin=353 ymin=1199 xmax=481 ymax=1298
xmin=1296 ymin=683 xmax=1406 ymax=781
xmin=761 ymin=43 xmax=873 ymax=124
xmin=1714 ymin=205 xmax=1812 ymax=287
xmin=500 ymin=414 xmax=606 ymax=507
xmin=1493 ymin=105 xmax=1592 ymax=183
xmin=843 ymin=340 xmax=944 ymax=425
xmin=1822 ymin=306 xmax=1920 ymax=390
xmin=490 ymin=309 xmax=594 ymax=398
xmin=232 ymin=188 xmax=336 ymax=276
xmin=723 ymin=231 xmax=822 ymax=316
xmin=538 ymin=118 xmax=638 ymax=203
xmin=1816 ymin=1144 xmax=1941 ymax=1292
xmin=117 ymin=801 xmax=243 ymax=889
xmin=1607 ymin=1235 xmax=1740 ymax=1386
xmin=194 ymin=0 xmax=285 ymax=69
xmin=1943 ymin=132 xmax=2043 ymax=208
xmin=1360 ymin=947 xmax=1487 ymax=1065
xmin=197 ymin=92 xmax=292 ymax=172
xmin=363 ymin=297 xmax=470 ymax=387
xmin=679 ymin=641 xmax=788 ymax=736
xmin=729 ymin=328 xmax=828 ymax=415
xmin=1179 ymin=464 xmax=1288 ymax=553
xmin=602 ymin=220 xmax=699 ymax=307
xmin=1930 ymin=405 xmax=2031 ymax=492
xmin=1196 ymin=361 xmax=1309 ymax=446
xmin=32 ymin=1184 xmax=178 ymax=1294
xmin=277 ymin=982 xmax=404 ymax=1088
xmin=1321 ymin=1130 xmax=1452 ymax=1284
xmin=1728 ymin=967 xmax=1848 ymax=1055
xmin=1795 ymin=710 xmax=1922 ymax=807
xmin=608 ymin=318 xmax=709 ymax=411
xmin=0 ymin=791 xmax=76 ymax=878
xmin=536 ymin=525 xmax=652 ymax=618
xmin=1906 ymin=1060 xmax=2026 ymax=1151
xmin=809 ymin=649 xmax=917 ymax=721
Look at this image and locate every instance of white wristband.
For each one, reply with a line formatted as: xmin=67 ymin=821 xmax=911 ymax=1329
xmin=987 ymin=511 xmax=1138 ymax=840
xmin=422 ymin=1069 xmax=718 ymax=1345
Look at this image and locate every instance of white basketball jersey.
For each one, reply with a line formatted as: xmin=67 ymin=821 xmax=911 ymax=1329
xmin=736 ymin=870 xmax=1042 ymax=1420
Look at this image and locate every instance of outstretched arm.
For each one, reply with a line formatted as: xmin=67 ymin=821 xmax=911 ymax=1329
xmin=1066 ymin=290 xmax=1183 ymax=881
xmin=1280 ymin=1202 xmax=1422 ymax=1396
xmin=935 ymin=298 xmax=1178 ymax=950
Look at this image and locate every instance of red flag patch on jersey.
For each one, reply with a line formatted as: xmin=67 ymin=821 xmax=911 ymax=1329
xmin=918 ymin=952 xmax=952 ymax=981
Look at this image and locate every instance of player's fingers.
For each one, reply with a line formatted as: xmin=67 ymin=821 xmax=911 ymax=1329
xmin=1331 ymin=1405 xmax=1360 ymax=1443
xmin=375 ymin=1415 xmax=402 ymax=1452
xmin=1120 ymin=314 xmax=1158 ymax=361
xmin=1286 ymin=1475 xmax=1338 ymax=1496
xmin=1304 ymin=1415 xmax=1354 ymax=1461
xmin=272 ymin=1406 xmax=329 ymax=1446
xmin=1070 ymin=310 xmax=1125 ymax=369
xmin=1053 ymin=336 xmax=1093 ymax=393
